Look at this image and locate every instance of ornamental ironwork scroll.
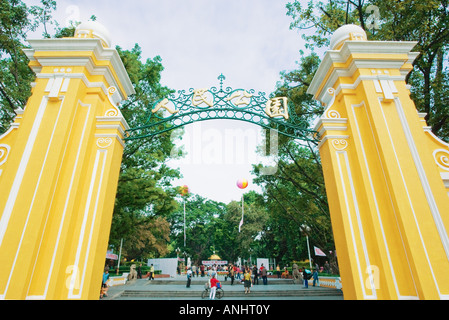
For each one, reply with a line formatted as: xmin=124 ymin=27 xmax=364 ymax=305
xmin=125 ymin=74 xmax=317 ymax=141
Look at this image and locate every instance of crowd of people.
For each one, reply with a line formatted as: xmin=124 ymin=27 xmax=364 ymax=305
xmin=100 ymin=259 xmax=333 ymax=299
xmin=183 ymin=262 xmax=310 ymax=297
xmin=183 ymin=259 xmax=332 ymax=296
xmin=185 ymin=263 xmax=270 ymax=297
xmin=183 ymin=263 xmax=268 ymax=282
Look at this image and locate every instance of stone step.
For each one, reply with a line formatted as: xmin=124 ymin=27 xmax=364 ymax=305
xmin=119 ymin=288 xmax=343 ymax=298
xmin=146 ymin=279 xmax=297 ymax=285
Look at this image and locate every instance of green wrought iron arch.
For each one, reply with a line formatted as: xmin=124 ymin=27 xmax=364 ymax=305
xmin=125 ymin=74 xmax=318 ymax=141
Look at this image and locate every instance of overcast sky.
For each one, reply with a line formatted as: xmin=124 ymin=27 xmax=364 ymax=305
xmin=26 ymin=0 xmax=312 ymax=203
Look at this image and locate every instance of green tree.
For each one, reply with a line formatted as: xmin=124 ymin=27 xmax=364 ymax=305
xmin=121 ymin=216 xmax=171 ymax=260
xmin=166 ymin=191 xmax=270 ymax=266
xmin=167 ymin=194 xmax=227 ymax=264
xmin=286 ymin=0 xmax=449 ymax=141
xmin=253 ymin=139 xmax=333 ymax=265
xmin=0 ymin=0 xmax=57 ymax=134
xmin=108 ymin=44 xmax=181 ymax=260
xmin=223 ymin=191 xmax=269 ymax=264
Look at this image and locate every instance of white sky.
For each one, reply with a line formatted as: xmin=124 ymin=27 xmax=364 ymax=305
xmin=25 ymin=0 xmax=311 ymax=203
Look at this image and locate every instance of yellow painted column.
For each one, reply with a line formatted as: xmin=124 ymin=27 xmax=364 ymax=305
xmin=0 ymin=21 xmax=134 ymax=299
xmin=308 ymin=25 xmax=449 ymax=300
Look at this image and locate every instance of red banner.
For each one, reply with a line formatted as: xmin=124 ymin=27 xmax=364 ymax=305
xmin=202 ymin=260 xmax=228 ymax=265
xmin=106 ymin=252 xmax=118 ymax=260
xmin=314 ymin=246 xmax=327 ymax=257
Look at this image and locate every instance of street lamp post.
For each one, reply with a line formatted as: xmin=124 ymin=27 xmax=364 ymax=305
xmin=117 ymin=238 xmax=123 ymax=274
xmin=183 ymin=251 xmax=187 ymax=273
xmin=301 ymin=224 xmax=312 ymax=269
xmin=184 ymin=200 xmax=186 ymax=247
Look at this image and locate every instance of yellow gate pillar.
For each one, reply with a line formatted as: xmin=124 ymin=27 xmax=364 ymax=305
xmin=308 ymin=25 xmax=449 ymax=300
xmin=0 ymin=22 xmax=134 ymax=299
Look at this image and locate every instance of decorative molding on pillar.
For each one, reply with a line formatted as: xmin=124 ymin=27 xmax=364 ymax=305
xmin=433 ymin=149 xmax=449 ymax=172
xmin=96 ymin=137 xmax=113 ymax=149
xmin=307 ymin=40 xmax=419 ymax=104
xmin=331 ymin=138 xmax=349 ymax=151
xmin=0 ymin=144 xmax=11 ymax=166
xmin=24 ymin=38 xmax=135 ymax=101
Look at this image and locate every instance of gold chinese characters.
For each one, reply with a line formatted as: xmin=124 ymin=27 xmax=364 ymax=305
xmin=151 ymin=88 xmax=289 ymax=120
xmin=225 ymin=90 xmax=253 ymax=107
xmin=192 ymin=88 xmax=213 ymax=107
xmin=152 ymin=98 xmax=179 ymax=114
xmin=265 ymin=97 xmax=289 ymax=119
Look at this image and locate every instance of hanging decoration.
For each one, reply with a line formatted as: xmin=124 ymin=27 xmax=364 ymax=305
xmin=236 ymin=178 xmax=248 ymax=189
xmin=179 ymin=185 xmax=189 ymax=196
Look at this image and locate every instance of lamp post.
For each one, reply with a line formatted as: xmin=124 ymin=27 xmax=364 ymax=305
xmin=301 ymin=224 xmax=312 ymax=269
xmin=183 ymin=251 xmax=187 ymax=273
xmin=184 ymin=199 xmax=186 ymax=247
xmin=117 ymin=238 xmax=123 ymax=274
xmin=179 ymin=185 xmax=189 ymax=247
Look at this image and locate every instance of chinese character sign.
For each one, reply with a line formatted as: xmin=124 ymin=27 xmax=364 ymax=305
xmin=265 ymin=97 xmax=289 ymax=120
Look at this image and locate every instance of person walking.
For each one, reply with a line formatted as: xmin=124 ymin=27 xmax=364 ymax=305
xmin=149 ymin=264 xmax=154 ymax=280
xmin=303 ymin=268 xmax=310 ymax=288
xmin=312 ymin=268 xmax=319 ymax=287
xmin=100 ymin=268 xmax=110 ymax=298
xmin=324 ymin=261 xmax=330 ymax=274
xmin=243 ymin=267 xmax=252 ymax=294
xmin=260 ymin=264 xmax=268 ymax=285
xmin=229 ymin=264 xmax=235 ymax=285
xmin=235 ymin=265 xmax=241 ymax=280
xmin=209 ymin=274 xmax=219 ymax=300
xmin=200 ymin=264 xmax=205 ymax=277
xmin=186 ymin=267 xmax=192 ymax=288
xmin=137 ymin=263 xmax=142 ymax=279
xmin=252 ymin=264 xmax=259 ymax=285
xmin=276 ymin=264 xmax=281 ymax=278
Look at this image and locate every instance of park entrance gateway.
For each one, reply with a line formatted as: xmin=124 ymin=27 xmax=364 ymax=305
xmin=125 ymin=73 xmax=316 ymax=142
xmin=0 ymin=22 xmax=448 ymax=299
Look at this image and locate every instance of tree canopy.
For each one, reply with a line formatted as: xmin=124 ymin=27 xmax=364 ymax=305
xmin=286 ymin=0 xmax=449 ymax=141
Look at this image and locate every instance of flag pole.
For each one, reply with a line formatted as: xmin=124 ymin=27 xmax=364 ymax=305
xmin=184 ymin=198 xmax=186 ymax=247
xmin=239 ymin=194 xmax=244 ymax=233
